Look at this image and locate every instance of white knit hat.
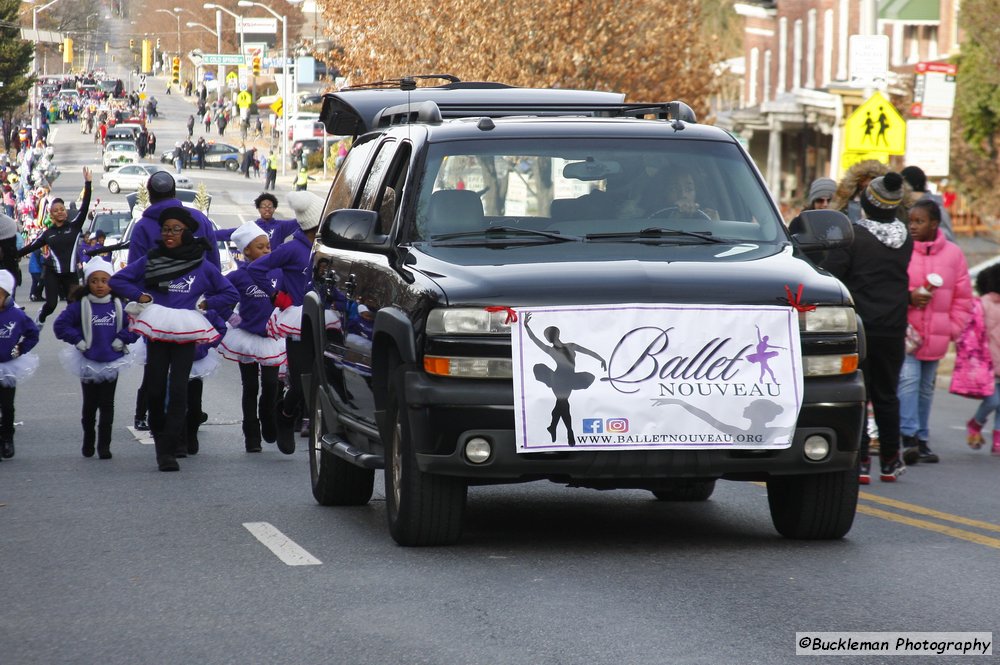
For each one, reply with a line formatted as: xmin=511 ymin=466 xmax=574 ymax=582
xmin=83 ymin=257 xmax=114 ymax=282
xmin=287 ymin=191 xmax=324 ymax=231
xmin=231 ymin=221 xmax=267 ymax=252
xmin=0 ymin=270 xmax=15 ymax=296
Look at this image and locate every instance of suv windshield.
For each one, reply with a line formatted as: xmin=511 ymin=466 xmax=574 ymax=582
xmin=411 ymin=138 xmax=781 ymax=244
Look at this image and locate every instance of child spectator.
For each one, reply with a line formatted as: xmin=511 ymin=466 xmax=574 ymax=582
xmin=967 ymin=264 xmax=1000 ymax=454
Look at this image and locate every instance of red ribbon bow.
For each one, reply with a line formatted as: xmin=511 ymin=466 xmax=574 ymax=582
xmin=485 ymin=306 xmax=518 ymax=324
xmin=784 ymin=284 xmax=816 ymax=313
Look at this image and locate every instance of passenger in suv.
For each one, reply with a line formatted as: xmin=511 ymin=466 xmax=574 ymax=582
xmin=300 ymin=79 xmax=863 ymax=546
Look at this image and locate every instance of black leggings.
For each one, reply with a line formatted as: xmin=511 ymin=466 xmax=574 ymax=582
xmin=283 ymin=339 xmax=307 ymax=417
xmin=238 ymin=362 xmax=280 ymax=442
xmin=82 ymin=379 xmax=117 ymax=451
xmin=144 ymin=341 xmax=195 ymax=458
xmin=39 ymin=270 xmax=78 ymax=322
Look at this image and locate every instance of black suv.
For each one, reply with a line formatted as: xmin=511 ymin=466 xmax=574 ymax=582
xmin=302 ymin=79 xmax=864 ymax=546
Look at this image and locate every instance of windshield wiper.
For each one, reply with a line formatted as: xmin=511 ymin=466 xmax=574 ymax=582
xmin=586 ymin=227 xmax=726 ymax=243
xmin=431 ymin=226 xmax=583 ymax=243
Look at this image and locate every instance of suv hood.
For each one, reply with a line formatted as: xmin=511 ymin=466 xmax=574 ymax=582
xmin=406 ymin=242 xmax=849 ymax=308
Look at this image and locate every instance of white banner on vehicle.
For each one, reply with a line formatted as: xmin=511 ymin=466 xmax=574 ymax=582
xmin=511 ymin=304 xmax=803 ymax=452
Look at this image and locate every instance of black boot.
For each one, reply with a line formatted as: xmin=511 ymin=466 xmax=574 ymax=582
xmin=901 ymin=434 xmax=919 ymax=465
xmin=97 ymin=423 xmax=112 ymax=460
xmin=275 ymin=406 xmax=296 ymax=455
xmin=917 ymin=439 xmax=939 ymax=463
xmin=82 ymin=427 xmax=96 ymax=458
xmin=1 ymin=436 xmax=14 ymax=459
xmin=153 ymin=431 xmax=179 ymax=472
xmin=186 ymin=427 xmax=199 ymax=455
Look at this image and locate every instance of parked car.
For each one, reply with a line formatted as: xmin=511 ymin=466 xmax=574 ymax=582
xmin=301 ymin=80 xmax=864 ymax=546
xmin=100 ymin=164 xmax=192 ymax=194
xmin=160 ymin=142 xmax=241 ymax=171
xmin=102 ymin=141 xmax=140 ymax=170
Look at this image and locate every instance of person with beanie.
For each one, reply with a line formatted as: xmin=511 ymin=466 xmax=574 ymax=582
xmin=18 ymin=166 xmax=93 ymax=326
xmin=898 ymin=199 xmax=972 ymax=464
xmin=246 ymin=190 xmax=323 ymax=454
xmin=901 ymin=165 xmax=954 ymax=240
xmin=821 ymin=171 xmax=913 ymax=483
xmin=125 ymin=171 xmax=222 ymax=270
xmin=219 ymin=221 xmax=286 ymax=452
xmin=0 ymin=213 xmax=21 ymax=299
xmin=53 ymin=258 xmax=138 ymax=459
xmin=0 ymin=269 xmax=40 ymax=461
xmin=110 ymin=206 xmax=238 ymax=472
xmin=789 ymin=177 xmax=837 ymax=231
xmin=831 ymin=160 xmax=888 ymax=223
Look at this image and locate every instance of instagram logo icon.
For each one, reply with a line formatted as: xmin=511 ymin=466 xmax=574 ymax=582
xmin=606 ymin=418 xmax=629 ymax=433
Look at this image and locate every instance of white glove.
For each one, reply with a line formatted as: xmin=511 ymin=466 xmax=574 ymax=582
xmin=10 ymin=346 xmax=19 ymax=359
xmin=228 ymin=312 xmax=242 ymax=328
xmin=76 ymin=340 xmax=89 ymax=352
xmin=111 ymin=338 xmax=125 ymax=353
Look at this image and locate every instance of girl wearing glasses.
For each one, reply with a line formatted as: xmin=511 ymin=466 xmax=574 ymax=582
xmin=110 ymin=206 xmax=237 ymax=472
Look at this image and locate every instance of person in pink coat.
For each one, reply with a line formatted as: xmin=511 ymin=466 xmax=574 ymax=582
xmin=898 ymin=199 xmax=973 ymax=463
xmin=968 ymin=264 xmax=1000 ymax=454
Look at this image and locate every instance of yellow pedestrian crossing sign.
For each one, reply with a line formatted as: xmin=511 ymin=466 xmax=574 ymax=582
xmin=236 ymin=90 xmax=252 ymax=109
xmin=844 ymin=91 xmax=906 ymax=155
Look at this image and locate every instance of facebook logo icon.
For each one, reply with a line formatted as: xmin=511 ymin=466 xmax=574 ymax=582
xmin=582 ymin=418 xmax=603 ymax=434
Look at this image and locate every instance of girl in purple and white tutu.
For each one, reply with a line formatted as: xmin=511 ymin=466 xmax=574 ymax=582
xmin=0 ymin=270 xmax=40 ymax=462
xmin=110 ymin=206 xmax=238 ymax=472
xmin=53 ymin=258 xmax=138 ymax=459
xmin=219 ymin=221 xmax=286 ymax=453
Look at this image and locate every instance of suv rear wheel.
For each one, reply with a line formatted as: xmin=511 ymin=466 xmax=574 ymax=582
xmin=385 ymin=364 xmax=467 ymax=546
xmin=308 ymin=387 xmax=374 ymax=506
xmin=766 ymin=469 xmax=858 ymax=539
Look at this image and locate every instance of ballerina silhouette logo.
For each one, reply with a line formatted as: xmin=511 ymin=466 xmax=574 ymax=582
xmin=746 ymin=325 xmax=785 ymax=384
xmin=0 ymin=322 xmax=15 ymax=338
xmin=523 ymin=312 xmax=606 ymax=446
xmin=652 ymin=398 xmax=785 ymax=442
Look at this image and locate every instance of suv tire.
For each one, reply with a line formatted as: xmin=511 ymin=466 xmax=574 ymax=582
xmin=308 ymin=387 xmax=374 ymax=506
xmin=385 ymin=364 xmax=467 ymax=546
xmin=766 ymin=469 xmax=858 ymax=539
xmin=651 ymin=479 xmax=716 ymax=502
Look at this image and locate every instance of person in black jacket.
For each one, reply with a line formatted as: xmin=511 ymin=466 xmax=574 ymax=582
xmin=19 ymin=166 xmax=93 ymax=326
xmin=0 ymin=213 xmax=21 ymax=299
xmin=820 ymin=172 xmax=912 ymax=484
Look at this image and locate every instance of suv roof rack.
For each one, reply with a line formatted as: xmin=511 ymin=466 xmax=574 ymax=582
xmin=321 ymin=84 xmax=628 ymax=135
xmin=341 ymin=74 xmax=463 ymax=91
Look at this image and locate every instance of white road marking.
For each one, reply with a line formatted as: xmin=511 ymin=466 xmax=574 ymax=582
xmin=127 ymin=426 xmax=155 ymax=445
xmin=243 ymin=522 xmax=322 ymax=566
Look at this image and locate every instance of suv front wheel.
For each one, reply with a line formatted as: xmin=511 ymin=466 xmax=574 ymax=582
xmin=308 ymin=387 xmax=375 ymax=506
xmin=385 ymin=364 xmax=467 ymax=546
xmin=766 ymin=469 xmax=858 ymax=539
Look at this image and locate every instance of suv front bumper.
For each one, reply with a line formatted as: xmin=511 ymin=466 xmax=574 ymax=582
xmin=403 ymin=370 xmax=865 ymax=482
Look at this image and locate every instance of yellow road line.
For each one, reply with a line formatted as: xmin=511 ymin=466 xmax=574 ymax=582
xmin=859 ymin=491 xmax=1000 ymax=534
xmin=856 ymin=504 xmax=1000 ymax=550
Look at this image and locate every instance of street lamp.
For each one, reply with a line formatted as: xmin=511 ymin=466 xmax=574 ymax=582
xmin=238 ymin=0 xmax=287 ymax=175
xmin=203 ymin=3 xmax=244 ymax=104
xmin=30 ymin=0 xmax=64 ymax=133
xmin=154 ymin=8 xmax=181 ymax=55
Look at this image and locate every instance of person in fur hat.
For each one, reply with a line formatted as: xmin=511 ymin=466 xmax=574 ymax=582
xmin=821 ymin=172 xmax=913 ymax=484
xmin=831 ymin=160 xmax=888 ymax=223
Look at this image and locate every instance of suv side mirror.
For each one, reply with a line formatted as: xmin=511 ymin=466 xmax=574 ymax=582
xmin=320 ymin=208 xmax=381 ymax=246
xmin=790 ymin=209 xmax=853 ymax=252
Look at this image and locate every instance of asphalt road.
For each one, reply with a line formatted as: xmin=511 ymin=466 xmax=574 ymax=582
xmin=2 ymin=37 xmax=999 ymax=665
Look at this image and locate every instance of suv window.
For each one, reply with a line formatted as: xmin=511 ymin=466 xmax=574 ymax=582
xmin=410 ymin=138 xmax=780 ymax=242
xmin=324 ymin=138 xmax=378 ymax=215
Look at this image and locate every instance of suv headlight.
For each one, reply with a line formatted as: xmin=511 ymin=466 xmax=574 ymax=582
xmin=426 ymin=308 xmax=513 ymax=336
xmin=800 ymin=306 xmax=856 ymax=333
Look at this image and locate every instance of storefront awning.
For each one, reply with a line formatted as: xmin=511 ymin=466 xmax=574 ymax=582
xmin=880 ymin=0 xmax=940 ymax=22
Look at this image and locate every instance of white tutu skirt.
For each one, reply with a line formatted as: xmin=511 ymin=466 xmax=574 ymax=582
xmin=325 ymin=309 xmax=343 ymax=331
xmin=129 ymin=304 xmax=222 ymax=344
xmin=190 ymin=348 xmax=220 ymax=379
xmin=59 ymin=347 xmax=134 ymax=383
xmin=266 ymin=305 xmax=302 ymax=340
xmin=219 ymin=326 xmax=287 ymax=366
xmin=0 ymin=353 xmax=39 ymax=387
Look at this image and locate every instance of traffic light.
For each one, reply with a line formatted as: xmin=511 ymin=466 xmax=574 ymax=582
xmin=156 ymin=38 xmax=161 ymax=50
xmin=252 ymin=56 xmax=261 ymax=77
xmin=141 ymin=39 xmax=152 ymax=74
xmin=171 ymin=56 xmax=180 ymax=85
xmin=129 ymin=38 xmax=135 ymax=49
xmin=63 ymin=38 xmax=73 ymax=65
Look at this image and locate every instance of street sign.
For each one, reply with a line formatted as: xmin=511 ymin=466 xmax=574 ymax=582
xmin=236 ymin=90 xmax=252 ymax=109
xmin=910 ymin=62 xmax=957 ymax=119
xmin=844 ymin=91 xmax=905 ymax=154
xmin=203 ymin=72 xmax=215 ymax=81
xmin=271 ymin=96 xmax=283 ymax=118
xmin=905 ymin=119 xmax=951 ymax=177
xmin=849 ymin=35 xmax=889 ymax=89
xmin=226 ymin=70 xmax=239 ymax=90
xmin=236 ymin=17 xmax=278 ymax=34
xmin=202 ymin=53 xmax=245 ymax=66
